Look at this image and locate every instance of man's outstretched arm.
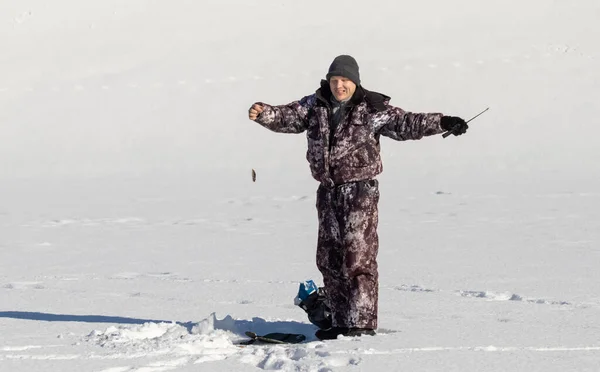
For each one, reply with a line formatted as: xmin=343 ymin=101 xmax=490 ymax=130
xmin=374 ymin=104 xmax=467 ymax=140
xmin=248 ymin=95 xmax=316 ymax=134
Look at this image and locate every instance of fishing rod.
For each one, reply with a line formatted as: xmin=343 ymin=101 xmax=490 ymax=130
xmin=443 ymin=107 xmax=490 ymax=138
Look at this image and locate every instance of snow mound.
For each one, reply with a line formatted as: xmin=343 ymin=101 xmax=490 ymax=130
xmin=85 ymin=314 xmax=239 ymax=356
xmin=83 ymin=313 xmax=363 ymax=371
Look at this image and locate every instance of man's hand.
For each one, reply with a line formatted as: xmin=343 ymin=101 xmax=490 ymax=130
xmin=440 ymin=116 xmax=468 ymax=136
xmin=248 ymin=103 xmax=266 ymax=121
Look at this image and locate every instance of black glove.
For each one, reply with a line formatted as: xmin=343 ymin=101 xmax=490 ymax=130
xmin=440 ymin=116 xmax=468 ymax=136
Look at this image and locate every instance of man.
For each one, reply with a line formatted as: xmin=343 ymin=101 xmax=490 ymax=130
xmin=248 ymin=55 xmax=468 ymax=340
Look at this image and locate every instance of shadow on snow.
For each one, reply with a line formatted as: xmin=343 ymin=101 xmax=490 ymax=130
xmin=0 ymin=311 xmax=316 ymax=337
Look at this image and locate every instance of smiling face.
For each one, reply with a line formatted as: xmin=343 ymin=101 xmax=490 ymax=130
xmin=329 ymin=76 xmax=357 ymax=102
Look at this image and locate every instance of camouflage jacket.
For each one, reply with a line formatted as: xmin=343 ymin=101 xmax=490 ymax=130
xmin=255 ymin=80 xmax=443 ymax=186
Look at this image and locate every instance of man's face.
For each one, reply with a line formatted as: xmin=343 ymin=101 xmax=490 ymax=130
xmin=329 ymin=76 xmax=356 ymax=102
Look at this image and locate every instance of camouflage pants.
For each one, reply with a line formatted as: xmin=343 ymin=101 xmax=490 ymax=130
xmin=316 ymin=179 xmax=379 ymax=329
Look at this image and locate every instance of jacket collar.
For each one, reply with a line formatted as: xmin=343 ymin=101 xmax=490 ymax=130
xmin=315 ymin=80 xmax=388 ymax=112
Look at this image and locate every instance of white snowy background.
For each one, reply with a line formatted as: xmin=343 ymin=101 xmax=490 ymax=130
xmin=1 ymin=0 xmax=600 ymax=371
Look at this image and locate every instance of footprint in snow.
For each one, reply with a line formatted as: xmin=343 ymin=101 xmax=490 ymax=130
xmin=395 ymin=284 xmax=435 ymax=293
xmin=110 ymin=272 xmax=141 ymax=280
xmin=458 ymin=290 xmax=571 ymax=306
xmin=3 ymin=282 xmax=45 ymax=290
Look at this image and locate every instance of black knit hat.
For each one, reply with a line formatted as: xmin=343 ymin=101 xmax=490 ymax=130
xmin=326 ymin=55 xmax=360 ymax=86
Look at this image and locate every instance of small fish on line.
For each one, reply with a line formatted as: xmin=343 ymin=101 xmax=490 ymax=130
xmin=252 ymin=169 xmax=256 ymax=182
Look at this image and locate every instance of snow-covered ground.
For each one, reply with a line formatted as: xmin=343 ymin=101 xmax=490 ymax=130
xmin=1 ymin=1 xmax=600 ymax=371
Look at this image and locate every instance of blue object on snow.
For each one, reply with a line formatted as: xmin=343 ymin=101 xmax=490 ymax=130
xmin=297 ymin=280 xmax=318 ymax=302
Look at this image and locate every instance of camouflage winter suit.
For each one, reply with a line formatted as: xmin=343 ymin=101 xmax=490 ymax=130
xmin=255 ymin=81 xmax=444 ymax=329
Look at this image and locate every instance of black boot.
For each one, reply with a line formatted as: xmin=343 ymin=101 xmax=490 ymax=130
xmin=346 ymin=328 xmax=376 ymax=337
xmin=315 ymin=327 xmax=376 ymax=340
xmin=315 ymin=327 xmax=349 ymax=340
